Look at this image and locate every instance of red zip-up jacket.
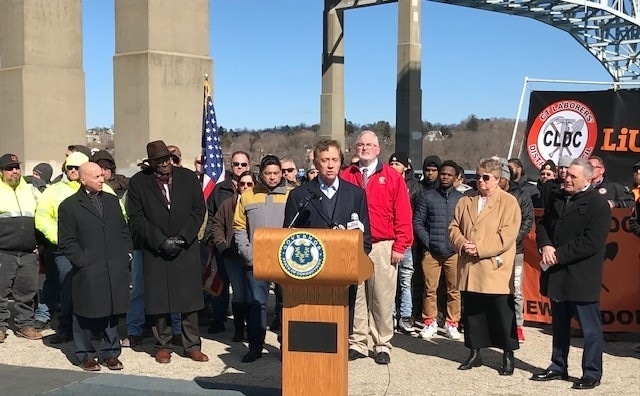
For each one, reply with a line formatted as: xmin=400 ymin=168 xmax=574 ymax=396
xmin=340 ymin=161 xmax=413 ymax=254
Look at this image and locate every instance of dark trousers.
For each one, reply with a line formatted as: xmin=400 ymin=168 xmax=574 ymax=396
xmin=549 ymin=300 xmax=603 ymax=380
xmin=246 ymin=268 xmax=270 ymax=352
xmin=0 ymin=252 xmax=39 ymax=330
xmin=72 ymin=314 xmax=120 ymax=363
xmin=153 ymin=311 xmax=201 ymax=354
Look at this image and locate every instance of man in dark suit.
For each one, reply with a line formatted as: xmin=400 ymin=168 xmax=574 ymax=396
xmin=284 ymin=139 xmax=372 ymax=358
xmin=533 ymin=158 xmax=611 ymax=390
xmin=126 ymin=140 xmax=208 ymax=364
xmin=58 ymin=162 xmax=132 ymax=371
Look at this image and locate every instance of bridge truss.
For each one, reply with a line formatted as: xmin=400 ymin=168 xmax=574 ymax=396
xmin=334 ymin=0 xmax=640 ymax=81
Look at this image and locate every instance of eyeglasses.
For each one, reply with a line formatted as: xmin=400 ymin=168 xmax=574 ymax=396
xmin=2 ymin=165 xmax=20 ymax=171
xmin=232 ymin=162 xmax=248 ymax=167
xmin=239 ymin=181 xmax=254 ymax=187
xmin=355 ymin=143 xmax=378 ymax=149
xmin=282 ymin=167 xmax=296 ymax=173
xmin=66 ymin=165 xmax=80 ymax=171
xmin=475 ymin=174 xmax=492 ymax=182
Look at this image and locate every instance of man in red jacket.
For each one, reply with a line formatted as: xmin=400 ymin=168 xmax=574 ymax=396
xmin=340 ymin=130 xmax=413 ymax=365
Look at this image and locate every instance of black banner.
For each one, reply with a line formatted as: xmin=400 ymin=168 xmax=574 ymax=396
xmin=523 ymin=89 xmax=639 ymax=185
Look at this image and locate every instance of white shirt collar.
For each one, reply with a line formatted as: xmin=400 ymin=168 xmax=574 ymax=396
xmin=318 ymin=177 xmax=339 ymax=191
xmin=359 ymin=159 xmax=378 ymax=175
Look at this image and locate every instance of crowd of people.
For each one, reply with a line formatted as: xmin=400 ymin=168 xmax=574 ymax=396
xmin=0 ymin=133 xmax=638 ymax=391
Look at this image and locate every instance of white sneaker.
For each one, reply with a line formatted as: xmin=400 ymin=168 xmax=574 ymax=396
xmin=420 ymin=322 xmax=438 ymax=339
xmin=445 ymin=324 xmax=461 ymax=340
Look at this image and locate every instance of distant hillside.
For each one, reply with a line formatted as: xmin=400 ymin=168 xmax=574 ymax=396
xmin=219 ymin=116 xmax=527 ymax=170
xmin=88 ymin=115 xmax=527 ymax=170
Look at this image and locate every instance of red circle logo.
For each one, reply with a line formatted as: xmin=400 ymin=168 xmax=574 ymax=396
xmin=526 ymin=100 xmax=598 ymax=169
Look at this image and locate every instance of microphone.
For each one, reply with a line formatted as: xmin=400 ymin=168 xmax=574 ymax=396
xmin=346 ymin=213 xmax=364 ymax=232
xmin=287 ymin=191 xmax=317 ymax=228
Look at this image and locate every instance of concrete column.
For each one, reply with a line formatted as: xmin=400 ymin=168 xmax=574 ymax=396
xmin=114 ymin=0 xmax=213 ymax=169
xmin=395 ymin=0 xmax=423 ymax=167
xmin=0 ymin=0 xmax=85 ymax=173
xmin=320 ymin=1 xmax=345 ymax=147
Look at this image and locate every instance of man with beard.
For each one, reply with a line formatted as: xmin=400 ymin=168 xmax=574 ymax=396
xmin=508 ymin=158 xmax=541 ymax=207
xmin=58 ymin=162 xmax=132 ymax=371
xmin=126 ymin=140 xmax=208 ymax=364
xmin=540 ymin=156 xmax=571 ymax=208
xmin=234 ymin=154 xmax=292 ymax=362
xmin=0 ymin=154 xmax=42 ymax=343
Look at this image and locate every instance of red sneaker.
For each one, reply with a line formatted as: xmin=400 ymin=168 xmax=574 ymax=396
xmin=517 ymin=326 xmax=525 ymax=342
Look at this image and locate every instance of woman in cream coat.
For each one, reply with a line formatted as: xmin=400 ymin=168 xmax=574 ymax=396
xmin=449 ymin=158 xmax=521 ymax=376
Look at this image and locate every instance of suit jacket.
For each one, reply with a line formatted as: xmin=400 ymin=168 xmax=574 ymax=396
xmin=284 ymin=178 xmax=372 ymax=254
xmin=449 ymin=188 xmax=521 ymax=294
xmin=58 ymin=189 xmax=132 ymax=318
xmin=536 ymin=186 xmax=611 ymax=301
xmin=126 ymin=167 xmax=206 ymax=315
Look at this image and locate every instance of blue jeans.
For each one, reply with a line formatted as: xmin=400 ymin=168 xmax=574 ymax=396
xmin=50 ymin=251 xmax=73 ymax=334
xmin=34 ymin=247 xmax=58 ymax=323
xmin=126 ymin=250 xmax=181 ymax=336
xmin=395 ymin=247 xmax=414 ymax=318
xmin=246 ymin=268 xmax=269 ymax=351
xmin=225 ymin=256 xmax=249 ymax=304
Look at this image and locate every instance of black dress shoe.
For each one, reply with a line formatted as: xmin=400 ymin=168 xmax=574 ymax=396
xmin=241 ymin=349 xmax=262 ymax=363
xmin=374 ymin=352 xmax=390 ymax=365
xmin=458 ymin=348 xmax=482 ymax=370
xmin=348 ymin=349 xmax=367 ymax=361
xmin=572 ymin=376 xmax=600 ymax=390
xmin=530 ymin=369 xmax=569 ymax=381
xmin=49 ymin=332 xmax=73 ymax=344
xmin=499 ymin=351 xmax=514 ymax=376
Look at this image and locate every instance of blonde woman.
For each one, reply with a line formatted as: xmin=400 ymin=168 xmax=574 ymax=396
xmin=449 ymin=158 xmax=521 ymax=376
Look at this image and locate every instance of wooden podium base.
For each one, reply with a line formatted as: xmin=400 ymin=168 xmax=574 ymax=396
xmin=281 ymin=285 xmax=349 ymax=396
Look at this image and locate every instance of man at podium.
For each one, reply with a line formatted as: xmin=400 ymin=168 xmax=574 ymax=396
xmin=284 ymin=139 xmax=372 ymax=334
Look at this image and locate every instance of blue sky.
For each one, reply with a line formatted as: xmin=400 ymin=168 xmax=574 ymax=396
xmin=83 ymin=0 xmax=614 ymax=130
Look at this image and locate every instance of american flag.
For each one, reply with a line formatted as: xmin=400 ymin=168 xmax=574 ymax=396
xmin=201 ymin=78 xmax=224 ymax=296
xmin=201 ymin=79 xmax=225 ymax=201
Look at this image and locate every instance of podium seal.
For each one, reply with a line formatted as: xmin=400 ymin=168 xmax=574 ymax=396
xmin=279 ymin=232 xmax=326 ymax=279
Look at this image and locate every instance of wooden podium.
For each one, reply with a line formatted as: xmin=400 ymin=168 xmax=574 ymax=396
xmin=253 ymin=228 xmax=373 ymax=396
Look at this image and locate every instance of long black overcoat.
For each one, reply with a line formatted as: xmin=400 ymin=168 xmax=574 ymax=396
xmin=126 ymin=167 xmax=205 ymax=315
xmin=58 ymin=190 xmax=132 ymax=318
xmin=536 ymin=186 xmax=611 ymax=302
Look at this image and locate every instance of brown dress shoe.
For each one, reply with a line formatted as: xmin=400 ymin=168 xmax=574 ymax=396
xmin=15 ymin=327 xmax=43 ymax=340
xmin=0 ymin=330 xmax=6 ymax=343
xmin=80 ymin=358 xmax=101 ymax=371
xmin=104 ymin=357 xmax=124 ymax=370
xmin=187 ymin=350 xmax=209 ymax=362
xmin=155 ymin=349 xmax=172 ymax=364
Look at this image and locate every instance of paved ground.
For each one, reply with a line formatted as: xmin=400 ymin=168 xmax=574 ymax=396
xmin=1 ymin=318 xmax=638 ymax=396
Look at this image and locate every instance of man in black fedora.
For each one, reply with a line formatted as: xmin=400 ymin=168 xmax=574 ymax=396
xmin=126 ymin=140 xmax=208 ymax=364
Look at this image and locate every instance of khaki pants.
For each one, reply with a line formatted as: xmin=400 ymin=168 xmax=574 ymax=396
xmin=421 ymin=252 xmax=460 ymax=324
xmin=349 ymin=240 xmax=398 ymax=355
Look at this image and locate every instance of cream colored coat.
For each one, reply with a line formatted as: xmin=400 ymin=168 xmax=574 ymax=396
xmin=449 ymin=188 xmax=521 ymax=294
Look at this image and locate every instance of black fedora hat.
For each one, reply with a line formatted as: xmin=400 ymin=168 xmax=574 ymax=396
xmin=146 ymin=140 xmax=173 ymax=161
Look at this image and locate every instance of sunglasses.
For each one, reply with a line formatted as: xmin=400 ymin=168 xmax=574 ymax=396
xmin=239 ymin=181 xmax=254 ymax=187
xmin=282 ymin=167 xmax=296 ymax=173
xmin=475 ymin=174 xmax=492 ymax=182
xmin=232 ymin=162 xmax=248 ymax=167
xmin=66 ymin=165 xmax=80 ymax=171
xmin=2 ymin=165 xmax=20 ymax=171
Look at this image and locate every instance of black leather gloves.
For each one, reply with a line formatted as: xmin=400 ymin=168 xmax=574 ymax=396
xmin=160 ymin=236 xmax=187 ymax=259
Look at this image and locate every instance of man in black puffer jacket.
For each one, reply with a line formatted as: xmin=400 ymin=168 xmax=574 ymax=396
xmin=497 ymin=158 xmax=534 ymax=342
xmin=413 ymin=160 xmax=463 ymax=340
